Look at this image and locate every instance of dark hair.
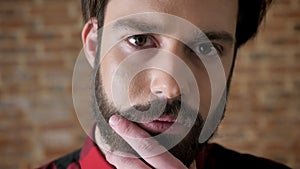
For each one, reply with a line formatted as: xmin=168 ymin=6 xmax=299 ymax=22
xmin=81 ymin=0 xmax=273 ymax=48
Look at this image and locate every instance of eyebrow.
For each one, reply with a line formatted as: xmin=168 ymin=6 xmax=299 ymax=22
xmin=192 ymin=31 xmax=235 ymax=45
xmin=112 ymin=18 xmax=235 ymax=45
xmin=112 ymin=18 xmax=162 ymax=33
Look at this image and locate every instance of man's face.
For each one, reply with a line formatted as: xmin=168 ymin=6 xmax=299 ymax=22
xmin=100 ymin=0 xmax=237 ymax=116
xmin=93 ymin=0 xmax=237 ymax=167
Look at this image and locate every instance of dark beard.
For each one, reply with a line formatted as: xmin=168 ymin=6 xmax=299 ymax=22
xmin=93 ymin=69 xmax=206 ymax=167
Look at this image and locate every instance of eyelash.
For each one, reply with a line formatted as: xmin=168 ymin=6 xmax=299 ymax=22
xmin=126 ymin=34 xmax=159 ymax=49
xmin=213 ymin=43 xmax=224 ymax=55
xmin=203 ymin=43 xmax=224 ymax=56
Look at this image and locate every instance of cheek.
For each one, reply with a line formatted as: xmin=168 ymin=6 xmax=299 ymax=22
xmin=191 ymin=62 xmax=211 ymax=119
xmin=128 ymin=70 xmax=152 ymax=105
xmin=99 ymin=48 xmax=153 ymax=107
xmin=221 ymin=48 xmax=235 ymax=79
xmin=190 ymin=52 xmax=234 ymax=118
xmin=100 ymin=48 xmax=127 ymax=100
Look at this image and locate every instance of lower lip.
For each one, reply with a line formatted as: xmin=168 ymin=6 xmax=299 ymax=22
xmin=138 ymin=121 xmax=175 ymax=134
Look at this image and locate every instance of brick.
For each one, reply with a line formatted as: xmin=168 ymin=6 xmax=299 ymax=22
xmin=0 ymin=57 xmax=19 ymax=69
xmin=295 ymin=52 xmax=300 ymax=60
xmin=1 ymin=69 xmax=37 ymax=84
xmin=28 ymin=98 xmax=74 ymax=125
xmin=268 ymin=65 xmax=300 ymax=73
xmin=0 ymin=6 xmax=24 ymax=19
xmin=40 ymin=129 xmax=78 ymax=149
xmin=294 ymin=23 xmax=300 ymax=31
xmin=29 ymin=4 xmax=68 ymax=17
xmin=25 ymin=31 xmax=63 ymax=41
xmin=249 ymin=52 xmax=286 ymax=62
xmin=26 ymin=58 xmax=65 ymax=70
xmin=270 ymin=37 xmax=299 ymax=46
xmin=0 ymin=32 xmax=17 ymax=42
xmin=44 ymin=43 xmax=81 ymax=53
xmin=0 ymin=45 xmax=36 ymax=55
xmin=0 ymin=164 xmax=18 ymax=169
xmin=234 ymin=65 xmax=261 ymax=74
xmin=0 ymin=19 xmax=34 ymax=30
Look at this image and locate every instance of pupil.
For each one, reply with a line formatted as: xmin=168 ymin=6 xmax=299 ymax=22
xmin=136 ymin=36 xmax=146 ymax=46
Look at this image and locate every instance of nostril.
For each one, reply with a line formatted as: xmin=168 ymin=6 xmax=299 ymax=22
xmin=153 ymin=90 xmax=167 ymax=99
xmin=155 ymin=90 xmax=163 ymax=94
xmin=150 ymin=71 xmax=181 ymax=100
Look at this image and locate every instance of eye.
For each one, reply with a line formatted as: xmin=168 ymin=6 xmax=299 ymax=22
xmin=126 ymin=34 xmax=158 ymax=49
xmin=194 ymin=43 xmax=222 ymax=57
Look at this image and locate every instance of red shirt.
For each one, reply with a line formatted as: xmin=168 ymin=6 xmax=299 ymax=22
xmin=38 ymin=137 xmax=290 ymax=169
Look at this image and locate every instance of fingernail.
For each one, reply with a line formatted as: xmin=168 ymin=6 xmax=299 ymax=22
xmin=109 ymin=115 xmax=120 ymax=126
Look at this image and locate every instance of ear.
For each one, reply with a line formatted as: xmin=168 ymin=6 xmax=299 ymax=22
xmin=82 ymin=18 xmax=98 ymax=68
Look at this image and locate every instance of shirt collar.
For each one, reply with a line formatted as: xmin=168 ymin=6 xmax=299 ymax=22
xmin=78 ymin=136 xmax=210 ymax=169
xmin=79 ymin=136 xmax=115 ymax=169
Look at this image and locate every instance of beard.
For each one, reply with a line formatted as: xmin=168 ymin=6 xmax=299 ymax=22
xmin=93 ymin=69 xmax=207 ymax=167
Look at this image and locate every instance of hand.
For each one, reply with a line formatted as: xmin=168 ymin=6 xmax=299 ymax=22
xmin=106 ymin=115 xmax=188 ymax=169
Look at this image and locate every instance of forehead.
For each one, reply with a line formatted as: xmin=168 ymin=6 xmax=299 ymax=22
xmin=104 ymin=0 xmax=238 ymax=34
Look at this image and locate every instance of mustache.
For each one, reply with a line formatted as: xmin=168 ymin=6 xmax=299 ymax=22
xmin=133 ymin=99 xmax=180 ymax=115
xmin=116 ymin=99 xmax=202 ymax=128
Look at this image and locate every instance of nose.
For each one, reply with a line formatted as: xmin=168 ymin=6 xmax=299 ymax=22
xmin=150 ymin=39 xmax=186 ymax=101
xmin=150 ymin=70 xmax=181 ymax=100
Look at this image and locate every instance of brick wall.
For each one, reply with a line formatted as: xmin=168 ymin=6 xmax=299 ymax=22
xmin=0 ymin=0 xmax=84 ymax=168
xmin=0 ymin=0 xmax=299 ymax=168
xmin=212 ymin=0 xmax=300 ymax=168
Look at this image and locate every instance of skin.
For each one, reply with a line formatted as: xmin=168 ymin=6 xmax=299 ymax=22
xmin=82 ymin=0 xmax=238 ymax=168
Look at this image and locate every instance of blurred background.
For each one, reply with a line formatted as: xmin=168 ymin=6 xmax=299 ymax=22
xmin=0 ymin=0 xmax=299 ymax=168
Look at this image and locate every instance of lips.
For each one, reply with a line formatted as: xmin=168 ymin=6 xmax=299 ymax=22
xmin=137 ymin=115 xmax=178 ymax=134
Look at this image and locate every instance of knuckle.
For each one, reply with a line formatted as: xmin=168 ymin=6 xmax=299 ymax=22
xmin=137 ymin=139 xmax=155 ymax=154
xmin=116 ymin=118 xmax=132 ymax=133
xmin=121 ymin=122 xmax=133 ymax=135
xmin=106 ymin=153 xmax=132 ymax=167
xmin=105 ymin=153 xmax=114 ymax=163
xmin=106 ymin=154 xmax=117 ymax=163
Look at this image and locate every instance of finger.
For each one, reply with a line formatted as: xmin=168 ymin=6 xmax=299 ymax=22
xmin=109 ymin=115 xmax=187 ymax=169
xmin=105 ymin=151 xmax=151 ymax=169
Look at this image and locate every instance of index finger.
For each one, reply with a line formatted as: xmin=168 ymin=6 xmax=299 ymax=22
xmin=109 ymin=115 xmax=187 ymax=169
